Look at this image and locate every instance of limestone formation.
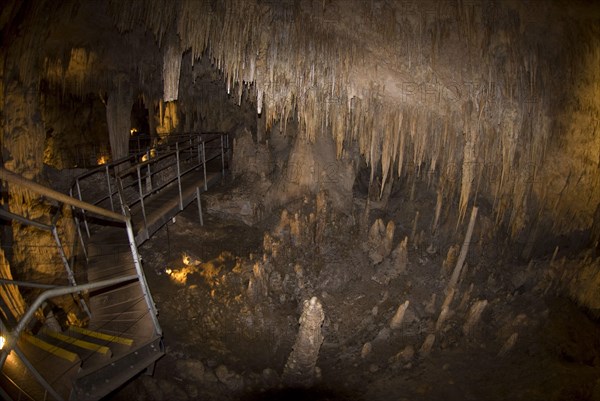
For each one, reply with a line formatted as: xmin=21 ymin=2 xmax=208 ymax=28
xmin=282 ymin=296 xmax=325 ymax=388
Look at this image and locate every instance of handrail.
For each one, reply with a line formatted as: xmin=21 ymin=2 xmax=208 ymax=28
xmin=0 ymin=168 xmax=126 ymax=223
xmin=0 ymin=274 xmax=139 ymax=369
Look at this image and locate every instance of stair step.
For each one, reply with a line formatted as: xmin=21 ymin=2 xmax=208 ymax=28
xmin=68 ymin=325 xmax=134 ymax=346
xmin=40 ymin=328 xmax=111 ymax=355
xmin=22 ymin=333 xmax=79 ymax=363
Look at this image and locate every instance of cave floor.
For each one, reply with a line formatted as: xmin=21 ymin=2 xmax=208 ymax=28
xmin=109 ymin=181 xmax=600 ymax=401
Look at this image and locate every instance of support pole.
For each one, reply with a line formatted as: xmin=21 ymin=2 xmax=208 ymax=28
xmin=176 ymin=143 xmax=183 ymax=210
xmin=220 ymin=135 xmax=225 ymax=177
xmin=137 ymin=166 xmax=148 ymax=238
xmin=202 ymin=142 xmax=208 ymax=191
xmin=52 ymin=226 xmax=91 ymax=318
xmin=124 ymin=215 xmax=162 ymax=336
xmin=75 ymin=179 xmax=90 ymax=237
xmin=196 ymin=187 xmax=203 ymax=226
xmin=106 ymin=164 xmax=114 ymax=211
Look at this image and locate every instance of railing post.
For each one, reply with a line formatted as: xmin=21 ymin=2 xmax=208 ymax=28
xmin=202 ymin=142 xmax=208 ymax=191
xmin=75 ymin=179 xmax=90 ymax=237
xmin=51 ymin=225 xmax=91 ymax=319
xmin=176 ymin=142 xmax=183 ymax=210
xmin=220 ymin=134 xmax=225 ymax=177
xmin=197 ymin=135 xmax=202 ymax=164
xmin=69 ymin=188 xmax=88 ymax=262
xmin=124 ymin=213 xmax=162 ymax=336
xmin=137 ymin=166 xmax=149 ymax=239
xmin=196 ymin=187 xmax=203 ymax=226
xmin=105 ymin=164 xmax=114 ymax=212
xmin=146 ymin=163 xmax=152 ymax=193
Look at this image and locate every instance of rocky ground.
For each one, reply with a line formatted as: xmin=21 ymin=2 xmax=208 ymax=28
xmin=111 ymin=175 xmax=600 ymax=401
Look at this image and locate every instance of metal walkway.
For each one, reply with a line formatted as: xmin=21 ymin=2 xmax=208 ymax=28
xmin=74 ymin=133 xmax=228 ymax=245
xmin=0 ymin=132 xmax=229 ymax=400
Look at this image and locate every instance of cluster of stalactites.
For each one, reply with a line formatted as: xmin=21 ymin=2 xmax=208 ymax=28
xmin=107 ymin=0 xmax=581 ymax=236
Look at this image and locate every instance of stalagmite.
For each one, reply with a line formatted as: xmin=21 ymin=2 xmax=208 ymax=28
xmin=436 ymin=288 xmax=455 ymax=331
xmin=283 ymin=296 xmax=325 ymax=388
xmin=448 ymin=206 xmax=479 ymax=290
xmin=463 ymin=299 xmax=488 ymax=336
xmin=390 ymin=300 xmax=410 ymax=330
xmin=361 ymin=342 xmax=372 ymax=359
xmin=420 ymin=334 xmax=436 ymax=357
xmin=498 ymin=333 xmax=518 ymax=357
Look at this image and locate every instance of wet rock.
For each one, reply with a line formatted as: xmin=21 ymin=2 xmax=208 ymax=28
xmin=175 ymin=358 xmax=205 ymax=382
xmin=372 ymin=237 xmax=408 ymax=284
xmin=398 ymin=345 xmax=415 ymax=362
xmin=185 ymin=384 xmax=198 ymax=399
xmin=374 ymin=327 xmax=391 ymax=343
xmin=365 ymin=219 xmax=395 ymax=265
xmin=361 ymin=342 xmax=372 ymax=359
xmin=262 ymin=368 xmax=281 ymax=387
xmin=203 ymin=369 xmax=219 ymax=383
xmin=215 ymin=365 xmax=244 ymax=391
xmin=158 ymin=379 xmax=189 ymax=400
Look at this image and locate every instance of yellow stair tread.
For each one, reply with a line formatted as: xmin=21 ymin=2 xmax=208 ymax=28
xmin=68 ymin=325 xmax=134 ymax=346
xmin=22 ymin=333 xmax=79 ymax=363
xmin=40 ymin=328 xmax=110 ymax=355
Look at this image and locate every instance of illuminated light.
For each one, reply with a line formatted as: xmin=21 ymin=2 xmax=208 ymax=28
xmin=165 ymin=268 xmax=172 ymax=275
xmin=97 ymin=155 xmax=109 ymax=165
xmin=130 ymin=128 xmax=138 ymax=136
xmin=0 ymin=336 xmax=5 ymax=350
xmin=168 ymin=266 xmax=196 ymax=285
xmin=141 ymin=148 xmax=157 ymax=162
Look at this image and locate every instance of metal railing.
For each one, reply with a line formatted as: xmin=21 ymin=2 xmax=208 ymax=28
xmin=72 ymin=132 xmax=229 ymax=246
xmin=0 ymin=168 xmax=161 ymax=401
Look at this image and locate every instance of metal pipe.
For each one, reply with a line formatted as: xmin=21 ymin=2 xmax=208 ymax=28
xmin=106 ymin=165 xmax=114 ymax=212
xmin=0 ymin=169 xmax=126 ymax=223
xmin=220 ymin=135 xmax=225 ymax=177
xmin=0 ymin=208 xmax=51 ymax=231
xmin=196 ymin=187 xmax=203 ymax=226
xmin=51 ymin=226 xmax=91 ymax=319
xmin=176 ymin=143 xmax=183 ymax=210
xmin=202 ymin=142 xmax=208 ymax=191
xmin=123 ymin=215 xmax=162 ymax=336
xmin=69 ymin=189 xmax=88 ymax=262
xmin=136 ymin=166 xmax=148 ymax=239
xmin=0 ymin=279 xmax=57 ymax=289
xmin=0 ymin=274 xmax=138 ymax=369
xmin=75 ymin=179 xmax=91 ymax=238
xmin=0 ymin=378 xmax=15 ymax=401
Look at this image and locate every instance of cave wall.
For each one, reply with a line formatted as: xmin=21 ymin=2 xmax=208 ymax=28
xmin=42 ymin=92 xmax=110 ymax=169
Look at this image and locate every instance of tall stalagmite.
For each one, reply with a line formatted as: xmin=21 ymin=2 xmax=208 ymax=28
xmin=283 ymin=296 xmax=325 ymax=387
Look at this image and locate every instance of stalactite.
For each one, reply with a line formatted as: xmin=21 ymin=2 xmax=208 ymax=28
xmin=106 ymin=77 xmax=133 ymax=161
xmin=163 ymin=38 xmax=182 ymax=102
xmin=3 ymin=0 xmax=595 ymax=239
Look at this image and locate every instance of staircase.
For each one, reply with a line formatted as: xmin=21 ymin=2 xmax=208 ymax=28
xmin=0 ymin=168 xmax=163 ymax=401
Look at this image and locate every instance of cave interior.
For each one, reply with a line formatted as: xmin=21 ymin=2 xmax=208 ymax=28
xmin=1 ymin=0 xmax=600 ymax=400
